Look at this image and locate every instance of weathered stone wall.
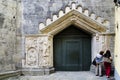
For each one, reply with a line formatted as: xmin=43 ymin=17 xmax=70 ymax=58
xmin=114 ymin=6 xmax=120 ymax=80
xmin=16 ymin=0 xmax=23 ymax=70
xmin=21 ymin=0 xmax=115 ymax=68
xmin=22 ymin=0 xmax=115 ymax=34
xmin=0 ymin=0 xmax=115 ymax=74
xmin=0 ymin=0 xmax=20 ymax=72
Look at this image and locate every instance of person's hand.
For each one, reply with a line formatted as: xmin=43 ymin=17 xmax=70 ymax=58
xmin=109 ymin=57 xmax=112 ymax=61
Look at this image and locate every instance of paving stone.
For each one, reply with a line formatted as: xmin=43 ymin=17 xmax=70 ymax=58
xmin=4 ymin=71 xmax=115 ymax=80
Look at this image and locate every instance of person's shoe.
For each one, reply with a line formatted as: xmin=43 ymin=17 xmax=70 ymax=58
xmin=96 ymin=74 xmax=99 ymax=76
xmin=99 ymin=75 xmax=103 ymax=77
xmin=106 ymin=76 xmax=110 ymax=78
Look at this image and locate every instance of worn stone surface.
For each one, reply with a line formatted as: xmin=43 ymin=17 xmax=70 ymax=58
xmin=0 ymin=0 xmax=19 ymax=72
xmin=3 ymin=71 xmax=115 ymax=80
xmin=20 ymin=1 xmax=115 ymax=73
xmin=21 ymin=0 xmax=115 ymax=34
xmin=0 ymin=0 xmax=115 ymax=78
xmin=114 ymin=6 xmax=120 ymax=80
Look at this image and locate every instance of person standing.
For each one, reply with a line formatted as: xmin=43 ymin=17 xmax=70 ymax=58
xmin=103 ymin=50 xmax=112 ymax=78
xmin=95 ymin=51 xmax=104 ymax=77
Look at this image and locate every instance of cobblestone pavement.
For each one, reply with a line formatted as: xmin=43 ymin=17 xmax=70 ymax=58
xmin=4 ymin=71 xmax=115 ymax=80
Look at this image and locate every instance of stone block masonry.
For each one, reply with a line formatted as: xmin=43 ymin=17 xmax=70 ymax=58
xmin=0 ymin=0 xmax=116 ymax=78
xmin=0 ymin=0 xmax=20 ymax=76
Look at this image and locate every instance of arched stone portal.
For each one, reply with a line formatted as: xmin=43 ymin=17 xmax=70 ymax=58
xmin=53 ymin=25 xmax=92 ymax=71
xmin=22 ymin=10 xmax=107 ymax=75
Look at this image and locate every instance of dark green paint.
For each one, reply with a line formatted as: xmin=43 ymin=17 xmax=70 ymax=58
xmin=53 ymin=25 xmax=91 ymax=71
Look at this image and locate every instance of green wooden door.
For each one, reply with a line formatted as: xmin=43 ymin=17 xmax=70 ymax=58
xmin=53 ymin=25 xmax=91 ymax=71
xmin=63 ymin=39 xmax=82 ymax=71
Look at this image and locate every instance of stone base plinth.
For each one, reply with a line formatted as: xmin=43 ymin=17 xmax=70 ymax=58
xmin=22 ymin=67 xmax=55 ymax=76
xmin=44 ymin=67 xmax=55 ymax=75
xmin=0 ymin=70 xmax=21 ymax=79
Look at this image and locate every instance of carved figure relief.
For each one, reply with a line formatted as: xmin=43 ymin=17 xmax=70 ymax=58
xmin=26 ymin=47 xmax=38 ymax=66
xmin=24 ymin=36 xmax=51 ymax=67
xmin=25 ymin=37 xmax=38 ymax=49
xmin=38 ymin=37 xmax=51 ymax=66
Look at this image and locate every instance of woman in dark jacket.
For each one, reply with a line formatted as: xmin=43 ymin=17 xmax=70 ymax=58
xmin=103 ymin=50 xmax=112 ymax=78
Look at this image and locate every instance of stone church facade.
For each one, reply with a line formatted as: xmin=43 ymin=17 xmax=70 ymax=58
xmin=0 ymin=0 xmax=118 ymax=79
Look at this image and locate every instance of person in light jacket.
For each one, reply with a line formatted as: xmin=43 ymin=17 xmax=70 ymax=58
xmin=95 ymin=51 xmax=104 ymax=77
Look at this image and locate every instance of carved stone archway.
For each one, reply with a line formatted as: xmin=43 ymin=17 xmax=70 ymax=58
xmin=23 ymin=7 xmax=107 ymax=75
xmin=40 ymin=10 xmax=106 ymax=35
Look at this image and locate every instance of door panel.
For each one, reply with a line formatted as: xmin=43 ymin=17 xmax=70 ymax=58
xmin=53 ymin=25 xmax=91 ymax=71
xmin=82 ymin=38 xmax=91 ymax=71
xmin=63 ymin=39 xmax=82 ymax=71
xmin=54 ymin=39 xmax=63 ymax=70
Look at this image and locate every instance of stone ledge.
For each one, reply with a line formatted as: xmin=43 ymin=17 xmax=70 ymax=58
xmin=22 ymin=67 xmax=55 ymax=76
xmin=22 ymin=68 xmax=45 ymax=76
xmin=44 ymin=67 xmax=55 ymax=75
xmin=0 ymin=70 xmax=21 ymax=79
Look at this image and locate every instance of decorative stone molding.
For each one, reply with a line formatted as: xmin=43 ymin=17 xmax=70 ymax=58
xmin=23 ymin=35 xmax=52 ymax=68
xmin=40 ymin=10 xmax=106 ymax=35
xmin=23 ymin=2 xmax=111 ymax=75
xmin=39 ymin=2 xmax=109 ymax=31
xmin=24 ymin=37 xmax=38 ymax=68
xmin=26 ymin=47 xmax=38 ymax=67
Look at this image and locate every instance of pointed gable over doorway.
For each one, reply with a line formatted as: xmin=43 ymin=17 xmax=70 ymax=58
xmin=23 ymin=3 xmax=111 ymax=74
xmin=39 ymin=2 xmax=108 ymax=35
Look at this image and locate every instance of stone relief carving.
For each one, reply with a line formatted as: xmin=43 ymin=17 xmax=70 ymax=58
xmin=25 ymin=37 xmax=38 ymax=49
xmin=24 ymin=36 xmax=51 ymax=68
xmin=26 ymin=47 xmax=38 ymax=66
xmin=24 ymin=37 xmax=39 ymax=67
xmin=38 ymin=37 xmax=51 ymax=67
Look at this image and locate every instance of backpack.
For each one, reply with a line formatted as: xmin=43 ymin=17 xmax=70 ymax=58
xmin=92 ymin=58 xmax=96 ymax=66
